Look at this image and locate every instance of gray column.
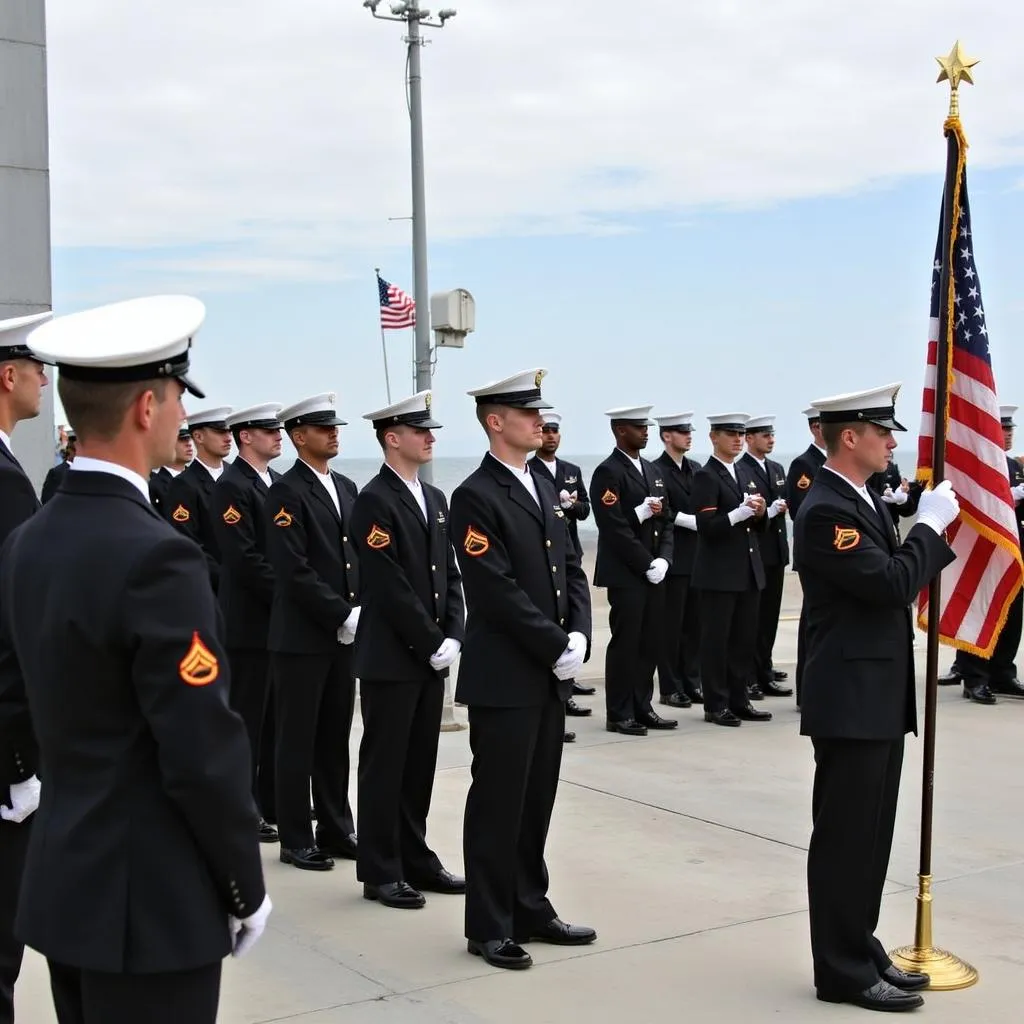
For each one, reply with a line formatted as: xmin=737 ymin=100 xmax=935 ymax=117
xmin=1 ymin=1 xmax=54 ymax=490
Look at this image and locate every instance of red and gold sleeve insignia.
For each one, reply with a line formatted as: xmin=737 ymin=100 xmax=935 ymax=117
xmin=366 ymin=524 xmax=391 ymax=550
xmin=797 ymin=474 xmax=811 ymax=490
xmin=171 ymin=504 xmax=191 ymax=523
xmin=222 ymin=505 xmax=242 ymax=526
xmin=833 ymin=526 xmax=861 ymax=551
xmin=463 ymin=526 xmax=490 ymax=557
xmin=179 ymin=631 xmax=220 ymax=686
xmin=273 ymin=507 xmax=293 ymax=528
xmin=600 ymin=489 xmax=618 ymax=507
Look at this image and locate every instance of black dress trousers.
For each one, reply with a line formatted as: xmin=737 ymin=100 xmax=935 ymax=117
xmin=755 ymin=564 xmax=786 ymax=685
xmin=463 ymin=693 xmax=565 ymax=942
xmin=48 ymin=958 xmax=221 ymax=1024
xmin=796 ymin=604 xmax=808 ymax=704
xmin=697 ymin=588 xmax=760 ymax=714
xmin=807 ymin=737 xmax=904 ymax=996
xmin=604 ymin=586 xmax=661 ymax=722
xmin=272 ymin=647 xmax=356 ymax=851
xmin=357 ymin=677 xmax=445 ymax=885
xmin=0 ymin=821 xmax=30 ymax=1024
xmin=227 ymin=649 xmax=274 ymax=815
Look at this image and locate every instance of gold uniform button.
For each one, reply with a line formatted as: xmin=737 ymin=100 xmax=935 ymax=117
xmin=559 ymin=618 xmax=565 ymax=626
xmin=556 ymin=589 xmax=561 ymax=597
xmin=349 ymin=592 xmax=356 ymax=599
xmin=545 ymin=540 xmax=552 ymax=548
xmin=434 ymin=592 xmax=439 ymax=599
xmin=346 ymin=562 xmax=352 ymax=569
xmin=551 ymin=566 xmax=557 ymax=573
xmin=431 ymin=564 xmax=437 ymax=571
xmin=435 ymin=617 xmax=440 ymax=624
xmin=342 ymin=536 xmax=348 ymax=543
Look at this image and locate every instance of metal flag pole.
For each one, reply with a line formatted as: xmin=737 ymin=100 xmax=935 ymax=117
xmin=374 ymin=268 xmax=393 ymax=404
xmin=888 ymin=42 xmax=980 ymax=991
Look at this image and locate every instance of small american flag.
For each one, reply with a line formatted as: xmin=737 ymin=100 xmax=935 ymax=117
xmin=377 ymin=273 xmax=416 ymax=330
xmin=917 ymin=124 xmax=1023 ymax=656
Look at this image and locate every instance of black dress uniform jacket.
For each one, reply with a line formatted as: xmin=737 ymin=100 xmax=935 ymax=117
xmin=164 ymin=461 xmax=223 ymax=589
xmin=528 ymin=456 xmax=590 ymax=560
xmin=739 ymin=453 xmax=790 ymax=568
xmin=787 ymin=445 xmax=827 ymax=563
xmin=211 ymin=459 xmax=279 ymax=650
xmin=589 ymin=449 xmax=673 ymax=587
xmin=795 ymin=470 xmax=955 ymax=740
xmin=0 ymin=440 xmax=38 ymax=551
xmin=691 ymin=457 xmax=766 ymax=592
xmin=654 ymin=451 xmax=701 ymax=575
xmin=450 ymin=456 xmax=592 ymax=706
xmin=265 ymin=460 xmax=360 ymax=654
xmin=40 ymin=461 xmax=68 ymax=505
xmin=351 ymin=466 xmax=465 ymax=681
xmin=0 ymin=471 xmax=264 ymax=974
xmin=148 ymin=466 xmax=176 ymax=516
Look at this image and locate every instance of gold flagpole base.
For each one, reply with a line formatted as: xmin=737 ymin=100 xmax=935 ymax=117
xmin=888 ymin=874 xmax=979 ymax=991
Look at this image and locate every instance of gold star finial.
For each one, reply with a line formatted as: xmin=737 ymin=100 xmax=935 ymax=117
xmin=936 ymin=42 xmax=979 ymax=120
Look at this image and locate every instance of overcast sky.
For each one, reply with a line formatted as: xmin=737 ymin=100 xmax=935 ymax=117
xmin=43 ymin=1 xmax=1024 ymax=459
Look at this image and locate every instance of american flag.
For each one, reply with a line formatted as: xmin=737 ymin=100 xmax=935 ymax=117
xmin=917 ymin=128 xmax=1023 ymax=657
xmin=377 ymin=274 xmax=416 ymax=330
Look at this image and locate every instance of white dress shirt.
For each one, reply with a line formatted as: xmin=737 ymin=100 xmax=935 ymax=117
xmin=489 ymin=453 xmax=540 ymax=507
xmin=69 ymin=456 xmax=152 ymax=503
xmin=385 ymin=463 xmax=427 ymax=519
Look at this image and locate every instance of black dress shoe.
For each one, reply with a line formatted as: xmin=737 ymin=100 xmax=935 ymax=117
xmin=606 ymin=719 xmax=647 ymax=736
xmin=686 ymin=688 xmax=704 ymax=705
xmin=638 ymin=710 xmax=678 ymax=730
xmin=467 ymin=938 xmax=532 ymax=970
xmin=817 ymin=979 xmax=924 ymax=1011
xmin=409 ymin=868 xmax=466 ymax=894
xmin=772 ymin=668 xmax=789 ymax=681
xmin=516 ymin=917 xmax=597 ymax=946
xmin=731 ymin=703 xmax=773 ymax=722
xmin=363 ymin=881 xmax=426 ymax=909
xmin=962 ymin=683 xmax=997 ymax=705
xmin=704 ymin=709 xmax=741 ymax=727
xmin=937 ymin=668 xmax=961 ymax=686
xmin=991 ymin=677 xmax=1024 ymax=698
xmin=882 ymin=965 xmax=930 ymax=991
xmin=660 ymin=692 xmax=692 ymax=709
xmin=760 ymin=680 xmax=793 ymax=697
xmin=563 ymin=731 xmax=576 ymax=743
xmin=747 ymin=683 xmax=765 ymax=701
xmin=572 ymin=681 xmax=596 ymax=696
xmin=565 ymin=696 xmax=592 ymax=717
xmin=316 ymin=833 xmax=358 ymax=859
xmin=258 ymin=818 xmax=279 ymax=843
xmin=280 ymin=846 xmax=335 ymax=871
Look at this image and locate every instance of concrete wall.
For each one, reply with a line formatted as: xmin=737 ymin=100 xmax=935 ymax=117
xmin=1 ymin=1 xmax=55 ymax=489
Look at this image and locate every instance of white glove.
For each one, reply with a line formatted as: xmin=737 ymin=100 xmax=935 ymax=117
xmin=552 ymin=633 xmax=586 ymax=680
xmin=674 ymin=511 xmax=697 ymax=531
xmin=881 ymin=486 xmax=909 ymax=506
xmin=337 ymin=606 xmax=360 ymax=645
xmin=559 ymin=489 xmax=576 ymax=510
xmin=633 ymin=498 xmax=657 ymax=523
xmin=767 ymin=498 xmax=787 ymax=519
xmin=916 ymin=480 xmax=960 ymax=535
xmin=1011 ymin=483 xmax=1024 ymax=503
xmin=230 ymin=893 xmax=272 ymax=958
xmin=0 ymin=775 xmax=40 ymax=824
xmin=429 ymin=637 xmax=462 ymax=671
xmin=727 ymin=501 xmax=757 ymax=526
xmin=645 ymin=557 xmax=669 ymax=585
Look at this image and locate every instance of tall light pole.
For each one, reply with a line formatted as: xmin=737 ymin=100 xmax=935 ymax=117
xmin=363 ymin=1 xmax=457 ymax=485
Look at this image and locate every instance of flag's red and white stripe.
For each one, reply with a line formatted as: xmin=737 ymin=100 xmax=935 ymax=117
xmin=918 ymin=317 xmax=1021 ymax=656
xmin=380 ymin=281 xmax=416 ymax=330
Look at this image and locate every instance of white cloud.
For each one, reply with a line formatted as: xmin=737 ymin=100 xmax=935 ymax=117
xmin=45 ymin=0 xmax=1024 ymax=280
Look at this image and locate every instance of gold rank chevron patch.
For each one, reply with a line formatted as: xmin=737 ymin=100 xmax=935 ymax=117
xmin=463 ymin=526 xmax=490 ymax=557
xmin=222 ymin=505 xmax=242 ymax=526
xmin=833 ymin=526 xmax=861 ymax=552
xmin=171 ymin=504 xmax=190 ymax=523
xmin=273 ymin=507 xmax=293 ymax=528
xmin=179 ymin=631 xmax=219 ymax=686
xmin=601 ymin=489 xmax=618 ymax=506
xmin=797 ymin=474 xmax=811 ymax=490
xmin=366 ymin=524 xmax=391 ymax=550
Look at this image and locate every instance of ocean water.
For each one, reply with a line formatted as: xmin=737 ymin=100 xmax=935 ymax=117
xmin=298 ymin=450 xmax=811 ymax=537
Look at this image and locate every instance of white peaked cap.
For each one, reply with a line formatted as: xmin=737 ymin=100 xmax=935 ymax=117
xmin=0 ymin=311 xmax=53 ymax=361
xmin=541 ymin=411 xmax=562 ymax=425
xmin=745 ymin=415 xmax=776 ymax=431
xmin=187 ymin=406 xmax=233 ymax=429
xmin=467 ymin=368 xmax=552 ymax=409
xmin=605 ymin=406 xmax=654 ymax=423
xmin=363 ymin=390 xmax=443 ymax=429
xmin=708 ymin=413 xmax=750 ymax=429
xmin=653 ymin=412 xmax=695 ymax=429
xmin=225 ymin=404 xmax=283 ymax=429
xmin=802 ymin=407 xmax=820 ymax=419
xmin=811 ymin=382 xmax=906 ymax=431
xmin=25 ymin=296 xmax=206 ymax=397
xmin=280 ymin=392 xmax=347 ymax=429
xmin=999 ymin=405 xmax=1017 ymax=424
